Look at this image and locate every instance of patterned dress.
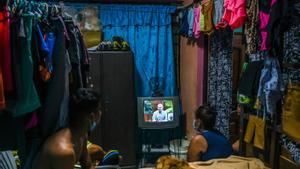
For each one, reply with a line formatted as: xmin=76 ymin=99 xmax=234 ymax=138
xmin=208 ymin=28 xmax=233 ymax=138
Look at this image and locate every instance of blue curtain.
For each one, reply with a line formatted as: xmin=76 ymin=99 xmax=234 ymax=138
xmin=99 ymin=4 xmax=177 ymax=97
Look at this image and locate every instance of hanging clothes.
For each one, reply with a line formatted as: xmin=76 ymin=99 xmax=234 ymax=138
xmin=270 ymin=0 xmax=292 ymax=56
xmin=11 ymin=14 xmax=41 ymax=117
xmin=256 ymin=53 xmax=283 ymax=118
xmin=281 ymin=1 xmax=300 ymax=158
xmin=208 ymin=28 xmax=233 ymax=138
xmin=0 ymin=3 xmax=90 ymax=169
xmin=245 ymin=0 xmax=259 ymax=55
xmin=0 ymin=6 xmax=9 ymax=109
xmin=213 ymin=0 xmax=224 ymax=26
xmin=77 ymin=28 xmax=89 ymax=88
xmin=44 ymin=32 xmax=56 ymax=75
xmin=244 ymin=115 xmax=265 ymax=150
xmin=188 ymin=7 xmax=195 ymax=37
xmin=32 ymin=19 xmax=50 ymax=104
xmin=0 ymin=6 xmax=14 ymax=92
xmin=281 ymin=15 xmax=300 ymax=87
xmin=218 ymin=0 xmax=247 ymax=30
xmin=200 ymin=0 xmax=214 ymax=35
xmin=179 ymin=9 xmax=189 ymax=36
xmin=193 ymin=4 xmax=201 ymax=38
xmin=41 ymin=16 xmax=71 ymax=139
xmin=66 ymin=20 xmax=84 ymax=93
xmin=259 ymin=0 xmax=272 ymax=51
xmin=238 ymin=58 xmax=264 ymax=107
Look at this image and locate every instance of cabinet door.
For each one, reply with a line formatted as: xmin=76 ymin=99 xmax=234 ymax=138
xmin=87 ymin=52 xmax=101 ymax=92
xmin=89 ymin=51 xmax=136 ymax=166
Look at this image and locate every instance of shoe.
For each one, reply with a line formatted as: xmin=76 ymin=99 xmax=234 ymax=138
xmin=113 ymin=41 xmax=122 ymax=50
xmin=121 ymin=41 xmax=130 ymax=51
xmin=106 ymin=41 xmax=113 ymax=50
xmin=112 ymin=36 xmax=124 ymax=50
xmin=97 ymin=41 xmax=105 ymax=51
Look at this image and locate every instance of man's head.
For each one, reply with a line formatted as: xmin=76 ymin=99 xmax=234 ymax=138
xmin=193 ymin=105 xmax=215 ymax=131
xmin=157 ymin=103 xmax=164 ymax=112
xmin=69 ymin=88 xmax=102 ymax=131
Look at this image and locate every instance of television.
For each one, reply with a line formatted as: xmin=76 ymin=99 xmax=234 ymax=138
xmin=137 ymin=97 xmax=180 ymax=129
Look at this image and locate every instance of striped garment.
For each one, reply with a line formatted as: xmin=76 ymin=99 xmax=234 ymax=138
xmin=0 ymin=151 xmax=17 ymax=169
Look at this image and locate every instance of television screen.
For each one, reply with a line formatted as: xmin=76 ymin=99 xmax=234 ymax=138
xmin=137 ymin=97 xmax=179 ymax=129
xmin=143 ymin=99 xmax=174 ymax=122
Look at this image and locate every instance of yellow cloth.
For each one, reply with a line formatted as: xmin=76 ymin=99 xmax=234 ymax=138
xmin=282 ymin=83 xmax=300 ymax=143
xmin=81 ymin=30 xmax=102 ymax=48
xmin=189 ymin=156 xmax=269 ymax=169
xmin=244 ymin=115 xmax=265 ymax=150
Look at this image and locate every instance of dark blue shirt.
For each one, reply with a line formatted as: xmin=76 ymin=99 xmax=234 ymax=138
xmin=201 ymin=131 xmax=233 ymax=161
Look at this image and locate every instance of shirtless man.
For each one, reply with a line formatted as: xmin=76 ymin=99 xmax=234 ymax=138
xmin=34 ymin=88 xmax=102 ymax=169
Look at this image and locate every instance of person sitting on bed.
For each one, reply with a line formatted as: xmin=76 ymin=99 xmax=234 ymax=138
xmin=187 ymin=105 xmax=233 ymax=162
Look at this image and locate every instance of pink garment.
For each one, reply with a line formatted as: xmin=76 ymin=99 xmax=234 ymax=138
xmin=0 ymin=6 xmax=14 ymax=91
xmin=259 ymin=12 xmax=270 ymax=51
xmin=259 ymin=0 xmax=277 ymax=51
xmin=230 ymin=0 xmax=247 ymax=29
xmin=25 ymin=113 xmax=39 ymax=130
xmin=222 ymin=0 xmax=234 ymax=23
xmin=193 ymin=5 xmax=201 ymax=38
xmin=218 ymin=0 xmax=246 ymax=30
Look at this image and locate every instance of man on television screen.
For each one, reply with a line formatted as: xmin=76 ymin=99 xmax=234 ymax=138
xmin=152 ymin=103 xmax=168 ymax=122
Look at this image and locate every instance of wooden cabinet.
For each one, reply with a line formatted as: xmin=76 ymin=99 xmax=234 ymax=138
xmin=87 ymin=51 xmax=136 ymax=166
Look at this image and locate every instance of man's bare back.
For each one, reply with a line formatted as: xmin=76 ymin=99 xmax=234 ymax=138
xmin=34 ymin=128 xmax=89 ymax=169
xmin=34 ymin=88 xmax=100 ymax=169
